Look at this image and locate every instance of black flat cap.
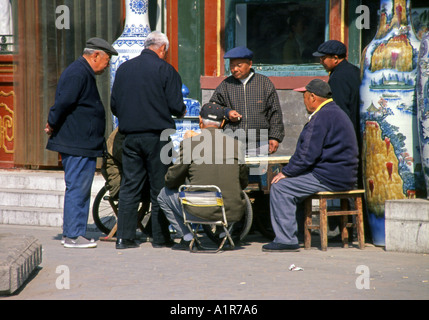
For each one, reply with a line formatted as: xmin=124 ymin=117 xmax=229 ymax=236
xmin=85 ymin=38 xmax=118 ymax=56
xmin=200 ymin=102 xmax=225 ymax=121
xmin=313 ymin=40 xmax=346 ymax=57
xmin=294 ymin=79 xmax=332 ymax=98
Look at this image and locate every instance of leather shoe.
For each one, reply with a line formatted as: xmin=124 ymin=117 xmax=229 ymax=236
xmin=262 ymin=242 xmax=300 ymax=252
xmin=116 ymin=238 xmax=140 ymax=249
xmin=151 ymin=240 xmax=175 ymax=248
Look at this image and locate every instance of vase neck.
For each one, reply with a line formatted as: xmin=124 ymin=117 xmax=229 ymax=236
xmin=378 ymin=0 xmax=410 ymax=28
xmin=124 ymin=0 xmax=150 ymax=26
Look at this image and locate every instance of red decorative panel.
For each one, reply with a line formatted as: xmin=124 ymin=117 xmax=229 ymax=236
xmin=0 ymin=56 xmax=15 ymax=168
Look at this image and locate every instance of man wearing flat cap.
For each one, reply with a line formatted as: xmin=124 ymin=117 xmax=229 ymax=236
xmin=157 ymin=102 xmax=249 ymax=251
xmin=210 ymin=46 xmax=285 ymax=155
xmin=314 ymin=40 xmax=362 ymax=234
xmin=263 ymin=79 xmax=358 ymax=252
xmin=313 ymin=40 xmax=361 ymax=134
xmin=45 ymin=37 xmax=118 ymax=249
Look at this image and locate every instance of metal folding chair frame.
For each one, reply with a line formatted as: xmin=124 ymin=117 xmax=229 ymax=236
xmin=178 ymin=185 xmax=235 ymax=253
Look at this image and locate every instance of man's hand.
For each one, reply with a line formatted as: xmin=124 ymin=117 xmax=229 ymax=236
xmin=228 ymin=110 xmax=242 ymax=122
xmin=44 ymin=123 xmax=53 ymax=136
xmin=269 ymin=139 xmax=279 ymax=154
xmin=271 ymin=172 xmax=286 ymax=184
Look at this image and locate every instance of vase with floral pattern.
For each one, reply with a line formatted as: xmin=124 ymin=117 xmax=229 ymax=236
xmin=359 ymin=0 xmax=422 ymax=246
xmin=110 ymin=0 xmax=151 ymax=128
xmin=417 ymin=31 xmax=429 ymax=198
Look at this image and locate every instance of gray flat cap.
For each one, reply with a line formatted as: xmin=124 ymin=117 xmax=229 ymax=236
xmin=85 ymin=38 xmax=118 ymax=56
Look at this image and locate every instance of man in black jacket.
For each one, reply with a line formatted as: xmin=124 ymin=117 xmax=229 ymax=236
xmin=111 ymin=31 xmax=186 ymax=249
xmin=313 ymin=40 xmax=361 ymax=134
xmin=45 ymin=38 xmax=118 ymax=248
xmin=313 ymin=40 xmax=363 ymax=234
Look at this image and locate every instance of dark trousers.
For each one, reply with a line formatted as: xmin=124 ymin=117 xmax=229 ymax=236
xmin=117 ymin=133 xmax=171 ymax=243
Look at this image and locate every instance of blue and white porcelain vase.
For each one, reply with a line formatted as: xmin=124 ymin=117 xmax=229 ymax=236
xmin=110 ymin=0 xmax=151 ymax=128
xmin=417 ymin=31 xmax=429 ymax=198
xmin=359 ymin=0 xmax=422 ymax=246
xmin=170 ymin=85 xmax=202 ymax=156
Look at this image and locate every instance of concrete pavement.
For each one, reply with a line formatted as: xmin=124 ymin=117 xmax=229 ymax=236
xmin=0 ymin=224 xmax=428 ymax=303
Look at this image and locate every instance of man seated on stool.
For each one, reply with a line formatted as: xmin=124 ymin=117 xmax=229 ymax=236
xmin=157 ymin=102 xmax=249 ymax=250
xmin=262 ymin=79 xmax=358 ymax=252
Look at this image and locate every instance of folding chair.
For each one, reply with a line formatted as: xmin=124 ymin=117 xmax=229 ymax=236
xmin=178 ymin=185 xmax=235 ymax=253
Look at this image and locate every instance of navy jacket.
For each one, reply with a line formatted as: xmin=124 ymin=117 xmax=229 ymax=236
xmin=46 ymin=57 xmax=106 ymax=158
xmin=111 ymin=49 xmax=186 ymax=134
xmin=328 ymin=60 xmax=361 ymax=133
xmin=283 ymin=100 xmax=358 ymax=191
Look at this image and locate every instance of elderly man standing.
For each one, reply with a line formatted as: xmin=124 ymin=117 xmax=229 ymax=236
xmin=262 ymin=79 xmax=358 ymax=252
xmin=210 ymin=46 xmax=285 ymax=155
xmin=45 ymin=38 xmax=118 ymax=248
xmin=313 ymin=40 xmax=361 ymax=134
xmin=111 ymin=31 xmax=186 ymax=249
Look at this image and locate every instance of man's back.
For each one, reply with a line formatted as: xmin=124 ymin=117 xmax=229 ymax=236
xmin=284 ymin=101 xmax=358 ymax=191
xmin=329 ymin=60 xmax=361 ymax=132
xmin=165 ymin=127 xmax=248 ymax=222
xmin=111 ymin=49 xmax=185 ymax=134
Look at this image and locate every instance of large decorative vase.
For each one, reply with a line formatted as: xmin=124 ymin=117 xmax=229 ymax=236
xmin=170 ymin=85 xmax=201 ymax=157
xmin=417 ymin=31 xmax=429 ymax=197
xmin=359 ymin=0 xmax=422 ymax=246
xmin=110 ymin=0 xmax=151 ymax=128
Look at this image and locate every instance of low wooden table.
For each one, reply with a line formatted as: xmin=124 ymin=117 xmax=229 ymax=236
xmin=245 ymin=154 xmax=291 ymax=194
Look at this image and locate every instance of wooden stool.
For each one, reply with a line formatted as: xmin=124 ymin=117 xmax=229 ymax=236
xmin=304 ymin=190 xmax=365 ymax=251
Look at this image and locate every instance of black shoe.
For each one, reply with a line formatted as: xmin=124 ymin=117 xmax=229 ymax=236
xmin=151 ymin=240 xmax=175 ymax=248
xmin=171 ymin=239 xmax=193 ymax=251
xmin=262 ymin=242 xmax=300 ymax=252
xmin=116 ymin=238 xmax=140 ymax=250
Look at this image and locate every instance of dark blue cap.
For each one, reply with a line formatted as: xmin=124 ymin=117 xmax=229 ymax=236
xmin=224 ymin=46 xmax=253 ymax=60
xmin=313 ymin=40 xmax=347 ymax=57
xmin=200 ymin=102 xmax=225 ymax=121
xmin=294 ymin=79 xmax=332 ymax=98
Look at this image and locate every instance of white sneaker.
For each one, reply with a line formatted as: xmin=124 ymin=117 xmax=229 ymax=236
xmin=64 ymin=236 xmax=97 ymax=248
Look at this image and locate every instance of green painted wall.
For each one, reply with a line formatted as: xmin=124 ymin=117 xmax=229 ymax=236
xmin=177 ymin=0 xmax=204 ymax=102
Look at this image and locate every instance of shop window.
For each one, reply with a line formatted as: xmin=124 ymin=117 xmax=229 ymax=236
xmin=226 ymin=0 xmax=328 ymax=76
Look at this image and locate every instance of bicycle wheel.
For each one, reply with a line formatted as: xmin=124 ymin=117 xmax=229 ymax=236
xmin=92 ymin=186 xmax=118 ymax=235
xmin=92 ymin=186 xmax=152 ymax=236
xmin=202 ymin=191 xmax=253 ymax=244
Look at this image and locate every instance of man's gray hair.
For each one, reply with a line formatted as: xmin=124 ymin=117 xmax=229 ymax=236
xmin=144 ymin=31 xmax=169 ymax=51
xmin=83 ymin=48 xmax=106 ymax=56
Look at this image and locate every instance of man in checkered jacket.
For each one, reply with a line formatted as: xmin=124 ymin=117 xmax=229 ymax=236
xmin=210 ymin=46 xmax=285 ymax=155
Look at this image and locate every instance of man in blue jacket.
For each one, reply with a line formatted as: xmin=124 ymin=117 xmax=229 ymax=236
xmin=262 ymin=79 xmax=358 ymax=252
xmin=45 ymin=38 xmax=118 ymax=248
xmin=111 ymin=31 xmax=186 ymax=249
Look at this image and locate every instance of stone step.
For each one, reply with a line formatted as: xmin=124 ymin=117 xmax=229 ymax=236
xmin=0 ymin=188 xmax=64 ymax=209
xmin=0 ymin=170 xmax=105 ymax=192
xmin=0 ymin=170 xmax=66 ymax=192
xmin=0 ymin=170 xmax=106 ymax=228
xmin=0 ymin=205 xmax=99 ymax=229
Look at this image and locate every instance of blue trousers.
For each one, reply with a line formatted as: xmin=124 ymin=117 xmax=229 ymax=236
xmin=269 ymin=172 xmax=332 ymax=245
xmin=61 ymin=153 xmax=96 ymax=239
